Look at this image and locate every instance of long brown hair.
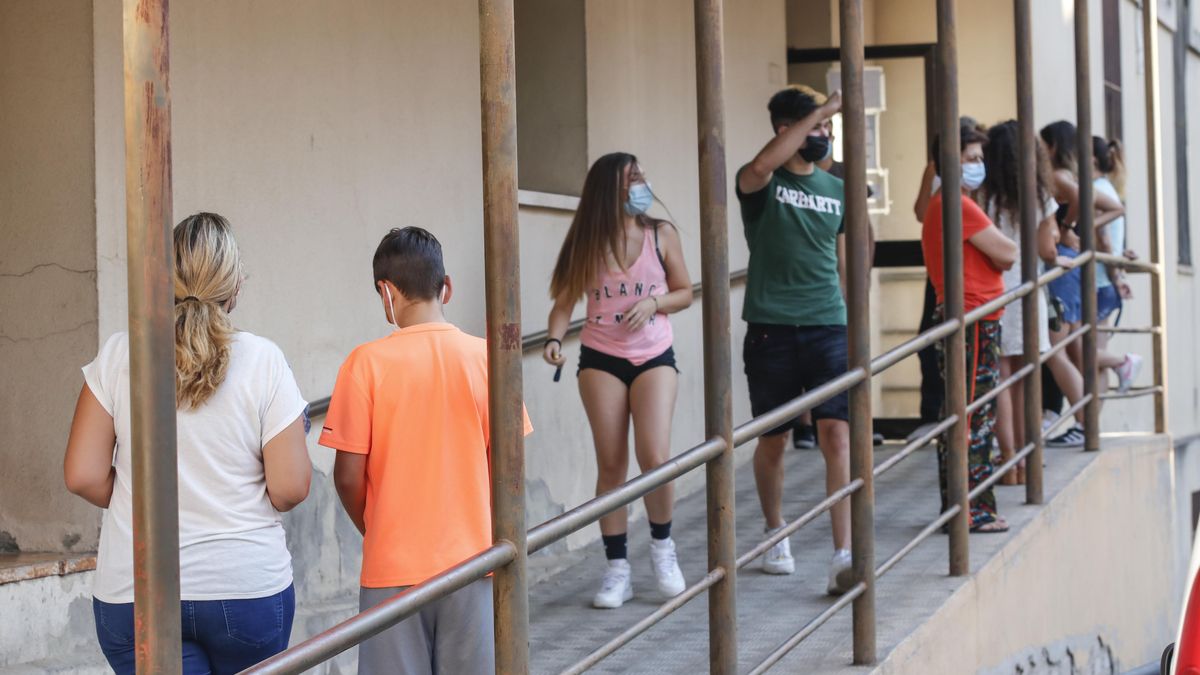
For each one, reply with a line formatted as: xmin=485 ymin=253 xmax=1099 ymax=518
xmin=981 ymin=120 xmax=1053 ymax=221
xmin=550 ymin=152 xmax=649 ymax=302
xmin=173 ymin=212 xmax=241 ymax=409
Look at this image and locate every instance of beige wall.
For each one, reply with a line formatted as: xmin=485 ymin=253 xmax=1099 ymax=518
xmin=88 ymin=0 xmax=785 ymax=584
xmin=0 ymin=1 xmax=99 ymax=554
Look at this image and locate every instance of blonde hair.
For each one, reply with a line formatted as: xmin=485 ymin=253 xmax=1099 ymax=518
xmin=173 ymin=213 xmax=241 ymax=409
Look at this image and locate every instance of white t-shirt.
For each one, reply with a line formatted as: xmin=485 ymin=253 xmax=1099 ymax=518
xmin=1094 ymin=176 xmax=1125 ymax=288
xmin=986 ymin=195 xmax=1058 ymax=356
xmin=83 ymin=331 xmax=307 ymax=602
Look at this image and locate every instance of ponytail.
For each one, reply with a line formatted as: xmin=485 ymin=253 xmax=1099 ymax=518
xmin=173 ymin=213 xmax=241 ymax=409
xmin=1092 ymin=135 xmax=1126 ymax=199
xmin=1106 ymin=139 xmax=1126 ymax=199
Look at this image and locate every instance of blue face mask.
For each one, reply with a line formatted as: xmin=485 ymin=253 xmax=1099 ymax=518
xmin=624 ymin=182 xmax=654 ymax=216
xmin=962 ymin=162 xmax=986 ymax=190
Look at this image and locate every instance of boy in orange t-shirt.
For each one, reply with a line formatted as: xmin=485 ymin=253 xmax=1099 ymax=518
xmin=320 ymin=227 xmax=531 ymax=674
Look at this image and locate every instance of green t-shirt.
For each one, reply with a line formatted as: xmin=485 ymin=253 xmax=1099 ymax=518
xmin=737 ymin=165 xmax=847 ymax=326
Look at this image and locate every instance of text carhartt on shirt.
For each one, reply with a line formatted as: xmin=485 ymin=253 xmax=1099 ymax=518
xmin=775 ymin=185 xmax=843 ymax=216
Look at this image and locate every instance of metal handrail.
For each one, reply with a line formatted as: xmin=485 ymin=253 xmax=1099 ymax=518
xmin=1095 ymin=251 xmax=1160 ymax=275
xmin=746 ymin=582 xmax=868 ymax=675
xmin=241 ymin=543 xmax=517 ymax=674
xmin=1101 ymin=386 xmax=1164 ymax=401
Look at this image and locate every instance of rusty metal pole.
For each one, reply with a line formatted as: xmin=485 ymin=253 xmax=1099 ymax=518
xmin=693 ymin=1 xmax=737 ymax=671
xmin=839 ymin=0 xmax=876 ymax=663
xmin=122 ymin=0 xmax=182 ymax=672
xmin=1014 ymin=0 xmax=1044 ymax=503
xmin=937 ymin=0 xmax=970 ymax=576
xmin=478 ymin=1 xmax=529 ymax=672
xmin=1075 ymin=0 xmax=1100 ymax=452
xmin=1142 ymin=0 xmax=1169 ymax=434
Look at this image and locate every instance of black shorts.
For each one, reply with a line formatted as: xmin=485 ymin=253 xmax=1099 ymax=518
xmin=578 ymin=345 xmax=678 ymax=388
xmin=743 ymin=323 xmax=850 ymax=436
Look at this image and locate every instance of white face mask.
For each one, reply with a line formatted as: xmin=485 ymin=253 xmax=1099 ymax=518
xmin=962 ymin=162 xmax=986 ymax=191
xmin=384 ymin=284 xmax=397 ymax=326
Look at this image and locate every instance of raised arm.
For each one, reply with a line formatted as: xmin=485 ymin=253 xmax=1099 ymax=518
xmin=914 ymin=160 xmax=937 ymax=223
xmin=738 ymin=91 xmax=842 ymax=195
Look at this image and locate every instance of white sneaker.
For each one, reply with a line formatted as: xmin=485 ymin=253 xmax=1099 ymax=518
xmin=1116 ymin=353 xmax=1144 ymax=394
xmin=649 ymin=538 xmax=686 ymax=597
xmin=827 ymin=549 xmax=853 ymax=596
xmin=592 ymin=559 xmax=633 ymax=609
xmin=1041 ymin=411 xmax=1060 ymax=434
xmin=762 ymin=527 xmax=795 ymax=575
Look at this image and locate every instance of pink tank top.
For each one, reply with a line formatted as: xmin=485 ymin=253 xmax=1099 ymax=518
xmin=579 ymin=226 xmax=674 ymax=365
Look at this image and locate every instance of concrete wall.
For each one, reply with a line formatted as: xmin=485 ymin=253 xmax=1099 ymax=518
xmin=88 ymin=0 xmax=785 ymax=609
xmin=876 ymin=437 xmax=1178 ymax=674
xmin=0 ymin=0 xmax=99 ymax=554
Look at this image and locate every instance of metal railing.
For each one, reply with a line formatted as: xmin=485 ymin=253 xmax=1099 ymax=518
xmin=114 ymin=0 xmax=1169 ymax=673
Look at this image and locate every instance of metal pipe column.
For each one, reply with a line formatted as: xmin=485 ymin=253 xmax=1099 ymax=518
xmin=1142 ymin=0 xmax=1169 ymax=434
xmin=1014 ymin=0 xmax=1044 ymax=503
xmin=122 ymin=1 xmax=182 ymax=671
xmin=693 ymin=1 xmax=737 ymax=671
xmin=478 ymin=1 xmax=529 ymax=672
xmin=839 ymin=0 xmax=876 ymax=663
xmin=1074 ymin=0 xmax=1100 ymax=452
xmin=937 ymin=0 xmax=970 ymax=576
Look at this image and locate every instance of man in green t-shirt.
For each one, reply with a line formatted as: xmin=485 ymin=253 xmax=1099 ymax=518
xmin=736 ymin=86 xmax=853 ymax=596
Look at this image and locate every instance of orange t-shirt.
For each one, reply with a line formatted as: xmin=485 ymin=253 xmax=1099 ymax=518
xmin=922 ymin=193 xmax=1006 ymax=321
xmin=319 ymin=323 xmax=532 ymax=588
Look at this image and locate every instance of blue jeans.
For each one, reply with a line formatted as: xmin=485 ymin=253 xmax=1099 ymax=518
xmin=92 ymin=584 xmax=294 ymax=675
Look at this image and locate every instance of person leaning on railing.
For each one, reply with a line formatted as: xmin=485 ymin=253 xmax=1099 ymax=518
xmin=64 ymin=213 xmax=312 ymax=674
xmin=1038 ymin=121 xmax=1126 ymax=444
xmin=921 ymin=123 xmax=1019 ymax=534
xmin=979 ymin=120 xmax=1084 ymax=484
xmin=1090 ymin=135 xmax=1144 ymax=399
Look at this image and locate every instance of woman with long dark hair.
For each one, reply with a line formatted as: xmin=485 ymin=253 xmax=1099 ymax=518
xmin=64 ymin=213 xmax=311 ymax=673
xmin=544 ymin=153 xmax=693 ymax=609
xmin=981 ymin=121 xmax=1086 ymax=481
xmin=1038 ymin=121 xmax=1125 ymax=444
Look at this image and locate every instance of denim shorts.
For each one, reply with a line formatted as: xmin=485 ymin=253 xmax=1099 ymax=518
xmin=578 ymin=345 xmax=678 ymax=388
xmin=93 ymin=584 xmax=295 ymax=674
xmin=1097 ymin=284 xmax=1122 ymax=323
xmin=1047 ymin=245 xmax=1082 ymax=324
xmin=743 ymin=323 xmax=850 ymax=435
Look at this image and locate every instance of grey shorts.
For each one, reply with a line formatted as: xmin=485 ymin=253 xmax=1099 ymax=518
xmin=357 ymin=578 xmax=494 ymax=675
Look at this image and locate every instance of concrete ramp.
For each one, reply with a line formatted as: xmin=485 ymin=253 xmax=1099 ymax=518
xmin=527 ymin=436 xmax=1178 ymax=674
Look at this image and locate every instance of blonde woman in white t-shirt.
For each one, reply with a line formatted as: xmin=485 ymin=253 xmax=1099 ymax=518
xmin=64 ymin=213 xmax=311 ymax=674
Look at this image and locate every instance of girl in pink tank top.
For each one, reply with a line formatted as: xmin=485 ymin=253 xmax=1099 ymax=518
xmin=543 ymin=152 xmax=694 ymax=609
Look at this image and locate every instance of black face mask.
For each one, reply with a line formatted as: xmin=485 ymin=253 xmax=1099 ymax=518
xmin=799 ymin=135 xmax=831 ymax=163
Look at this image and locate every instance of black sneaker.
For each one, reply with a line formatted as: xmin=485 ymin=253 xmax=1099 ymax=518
xmin=1046 ymin=424 xmax=1085 ymax=447
xmin=793 ymin=425 xmax=816 ymax=450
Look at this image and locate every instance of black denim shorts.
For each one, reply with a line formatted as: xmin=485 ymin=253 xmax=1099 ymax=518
xmin=743 ymin=323 xmax=850 ymax=435
xmin=578 ymin=345 xmax=678 ymax=388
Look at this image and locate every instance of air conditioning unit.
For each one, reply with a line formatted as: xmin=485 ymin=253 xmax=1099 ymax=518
xmin=825 ymin=65 xmax=886 ymax=112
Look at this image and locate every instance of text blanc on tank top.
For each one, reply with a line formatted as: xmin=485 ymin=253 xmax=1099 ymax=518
xmin=579 ymin=226 xmax=673 ymax=366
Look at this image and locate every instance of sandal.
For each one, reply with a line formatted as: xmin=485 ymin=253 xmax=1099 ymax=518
xmin=970 ymin=517 xmax=1009 ymax=534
